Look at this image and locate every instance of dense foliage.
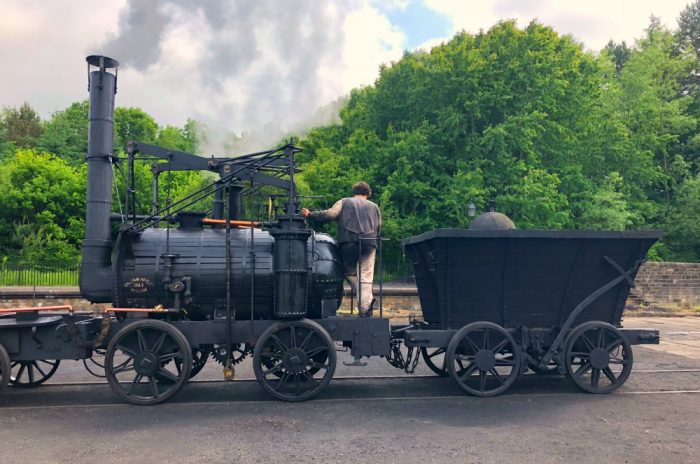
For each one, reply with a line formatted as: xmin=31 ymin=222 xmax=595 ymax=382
xmin=2 ymin=7 xmax=700 ymax=268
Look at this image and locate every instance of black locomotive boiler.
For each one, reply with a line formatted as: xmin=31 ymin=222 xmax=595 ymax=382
xmin=0 ymin=56 xmax=662 ymax=405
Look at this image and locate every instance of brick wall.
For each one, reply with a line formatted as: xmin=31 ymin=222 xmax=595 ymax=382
xmin=628 ymin=262 xmax=700 ymax=311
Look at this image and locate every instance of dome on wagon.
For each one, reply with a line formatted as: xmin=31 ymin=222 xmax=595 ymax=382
xmin=468 ymin=212 xmax=517 ymax=230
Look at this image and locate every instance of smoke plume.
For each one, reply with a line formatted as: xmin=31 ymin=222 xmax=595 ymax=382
xmin=99 ymin=0 xmax=359 ymax=154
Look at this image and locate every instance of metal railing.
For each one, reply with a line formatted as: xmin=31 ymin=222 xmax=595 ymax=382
xmin=0 ymin=266 xmax=80 ymax=286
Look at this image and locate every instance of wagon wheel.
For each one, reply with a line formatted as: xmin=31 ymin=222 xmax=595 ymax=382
xmin=446 ymin=322 xmax=520 ymax=397
xmin=564 ymin=321 xmax=633 ymax=394
xmin=10 ymin=359 xmax=60 ymax=388
xmin=253 ymin=319 xmax=336 ymax=402
xmin=104 ymin=320 xmax=192 ymax=405
xmin=0 ymin=343 xmax=9 ymax=390
xmin=84 ymin=348 xmax=131 ymax=378
xmin=421 ymin=347 xmax=448 ymax=377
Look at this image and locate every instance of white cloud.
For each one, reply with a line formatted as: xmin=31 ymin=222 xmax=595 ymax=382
xmin=425 ymin=0 xmax=692 ymax=51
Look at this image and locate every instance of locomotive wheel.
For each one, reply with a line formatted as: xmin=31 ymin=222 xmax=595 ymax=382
xmin=157 ymin=347 xmax=210 ymax=384
xmin=446 ymin=322 xmax=520 ymax=397
xmin=564 ymin=321 xmax=633 ymax=394
xmin=0 ymin=343 xmax=9 ymax=390
xmin=421 ymin=347 xmax=448 ymax=377
xmin=105 ymin=320 xmax=192 ymax=405
xmin=253 ymin=319 xmax=336 ymax=402
xmin=10 ymin=360 xmax=60 ymax=388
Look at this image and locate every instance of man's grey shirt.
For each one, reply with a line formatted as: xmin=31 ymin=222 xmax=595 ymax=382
xmin=309 ymin=197 xmax=381 ymax=247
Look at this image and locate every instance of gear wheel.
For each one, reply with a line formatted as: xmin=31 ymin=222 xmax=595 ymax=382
xmin=212 ymin=344 xmax=250 ymax=365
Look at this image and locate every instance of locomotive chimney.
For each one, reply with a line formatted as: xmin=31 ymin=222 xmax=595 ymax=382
xmin=79 ymin=55 xmax=119 ymax=302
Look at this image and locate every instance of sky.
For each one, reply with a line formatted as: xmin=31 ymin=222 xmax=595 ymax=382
xmin=0 ymin=0 xmax=694 ymax=153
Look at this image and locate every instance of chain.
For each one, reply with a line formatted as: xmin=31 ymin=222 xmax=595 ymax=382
xmin=384 ymin=339 xmax=420 ymax=374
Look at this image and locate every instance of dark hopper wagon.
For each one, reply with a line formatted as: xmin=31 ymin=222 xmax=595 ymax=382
xmin=0 ymin=55 xmax=662 ymax=404
xmin=400 ymin=228 xmax=661 ymax=396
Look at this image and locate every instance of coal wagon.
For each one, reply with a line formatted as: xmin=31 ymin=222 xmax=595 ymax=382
xmin=400 ymin=227 xmax=661 ymax=396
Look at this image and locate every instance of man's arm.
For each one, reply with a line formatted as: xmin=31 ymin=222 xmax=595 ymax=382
xmin=302 ymin=199 xmax=343 ymax=223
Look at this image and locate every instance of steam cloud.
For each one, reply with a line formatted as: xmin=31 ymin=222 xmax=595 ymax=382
xmin=100 ymin=0 xmax=358 ymax=154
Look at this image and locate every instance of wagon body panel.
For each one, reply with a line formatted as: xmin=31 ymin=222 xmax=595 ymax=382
xmin=403 ymin=229 xmax=661 ymax=330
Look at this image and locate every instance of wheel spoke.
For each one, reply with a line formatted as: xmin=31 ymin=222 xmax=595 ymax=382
xmin=428 ymin=348 xmax=445 ymax=358
xmin=299 ymin=330 xmax=314 ymax=351
xmin=309 ymin=361 xmax=329 ymax=371
xmin=152 ymin=332 xmax=167 ymax=353
xmin=294 ymin=373 xmax=301 ymax=394
xmin=574 ymin=362 xmax=592 ymax=378
xmin=479 ymin=370 xmax=486 ymax=392
xmin=16 ymin=363 xmax=26 ymax=381
xmin=495 ymin=358 xmax=515 ymax=366
xmin=458 ymin=362 xmax=478 ymax=380
xmin=456 ymin=354 xmax=475 ymax=363
xmin=128 ymin=374 xmax=143 ymax=394
xmin=463 ymin=335 xmax=480 ymax=354
xmin=28 ymin=364 xmax=35 ymax=383
xmin=158 ymin=368 xmax=179 ymax=383
xmin=569 ymin=352 xmax=591 ymax=359
xmin=113 ymin=359 xmax=135 ymax=374
xmin=581 ymin=334 xmax=596 ymax=352
xmin=274 ymin=373 xmax=290 ymax=391
xmin=609 ymin=357 xmax=629 ymax=365
xmin=271 ymin=334 xmax=289 ymax=352
xmin=117 ymin=344 xmax=138 ymax=358
xmin=263 ymin=363 xmax=283 ymax=376
xmin=137 ymin=329 xmax=147 ymax=352
xmin=302 ymin=371 xmax=318 ymax=386
xmin=602 ymin=367 xmax=617 ymax=383
xmin=591 ymin=368 xmax=601 ymax=388
xmin=159 ymin=351 xmax=181 ymax=363
xmin=290 ymin=325 xmax=297 ymax=348
xmin=596 ymin=328 xmax=605 ymax=348
xmin=32 ymin=362 xmax=47 ymax=378
xmin=605 ymin=339 xmax=623 ymax=353
xmin=482 ymin=329 xmax=490 ymax=350
xmin=489 ymin=368 xmax=505 ymax=385
xmin=305 ymin=345 xmax=328 ymax=358
xmin=491 ymin=338 xmax=509 ymax=354
xmin=148 ymin=376 xmax=159 ymax=396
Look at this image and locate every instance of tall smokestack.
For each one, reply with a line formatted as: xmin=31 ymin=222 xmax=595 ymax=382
xmin=79 ymin=55 xmax=119 ymax=302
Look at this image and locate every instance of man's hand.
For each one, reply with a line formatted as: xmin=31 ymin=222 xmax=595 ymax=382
xmin=301 ymin=208 xmax=310 ymax=218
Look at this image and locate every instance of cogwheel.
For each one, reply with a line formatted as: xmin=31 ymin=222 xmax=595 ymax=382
xmin=212 ymin=344 xmax=250 ymax=365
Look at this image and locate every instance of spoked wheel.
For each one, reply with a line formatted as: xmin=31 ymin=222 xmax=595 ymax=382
xmin=446 ymin=322 xmax=521 ymax=397
xmin=565 ymin=321 xmax=633 ymax=394
xmin=0 ymin=343 xmax=9 ymax=390
xmin=10 ymin=359 xmax=60 ymax=388
xmin=421 ymin=347 xmax=448 ymax=377
xmin=157 ymin=347 xmax=210 ymax=384
xmin=253 ymin=319 xmax=336 ymax=402
xmin=105 ymin=320 xmax=192 ymax=405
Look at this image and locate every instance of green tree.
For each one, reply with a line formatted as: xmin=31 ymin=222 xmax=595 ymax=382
xmin=0 ymin=149 xmax=85 ymax=266
xmin=664 ymin=173 xmax=700 ymax=261
xmin=38 ymin=101 xmax=89 ymax=166
xmin=0 ymin=103 xmax=42 ymax=149
xmin=114 ymin=107 xmax=158 ymax=151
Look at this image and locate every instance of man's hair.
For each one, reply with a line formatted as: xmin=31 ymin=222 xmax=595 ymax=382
xmin=352 ymin=181 xmax=372 ymax=197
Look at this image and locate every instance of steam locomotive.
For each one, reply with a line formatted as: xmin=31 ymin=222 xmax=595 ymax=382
xmin=0 ymin=56 xmax=662 ymax=406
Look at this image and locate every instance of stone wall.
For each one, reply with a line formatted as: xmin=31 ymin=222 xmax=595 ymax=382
xmin=628 ymin=262 xmax=700 ymax=311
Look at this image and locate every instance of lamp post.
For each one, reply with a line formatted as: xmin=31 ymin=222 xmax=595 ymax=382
xmin=468 ymin=203 xmax=476 ymax=218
